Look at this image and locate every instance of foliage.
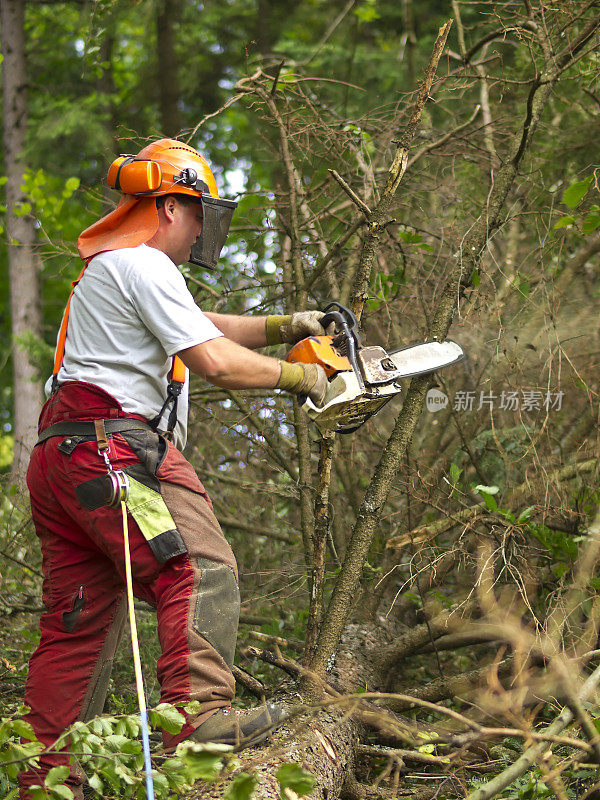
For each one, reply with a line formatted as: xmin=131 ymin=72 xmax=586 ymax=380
xmin=0 ymin=700 xmax=315 ymax=800
xmin=0 ymin=703 xmax=233 ymax=799
xmin=554 ymin=173 xmax=600 ymax=233
xmin=276 ymin=763 xmax=316 ymax=799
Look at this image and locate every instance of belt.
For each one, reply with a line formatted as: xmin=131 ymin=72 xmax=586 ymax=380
xmin=36 ymin=418 xmax=153 ymax=446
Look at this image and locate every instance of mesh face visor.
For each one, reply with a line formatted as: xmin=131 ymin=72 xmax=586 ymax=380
xmin=190 ymin=195 xmax=238 ymax=270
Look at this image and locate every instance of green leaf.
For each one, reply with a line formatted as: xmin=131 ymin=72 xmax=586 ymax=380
xmin=150 ymin=770 xmax=169 ymax=797
xmin=182 ymin=700 xmax=204 ymax=715
xmin=449 ymin=463 xmax=462 ymax=483
xmin=530 ymin=524 xmax=578 ymax=562
xmin=120 ymin=738 xmax=142 ymax=755
xmin=182 ymin=750 xmax=224 ymax=781
xmin=46 ymin=766 xmax=69 ymax=786
xmin=10 ymin=719 xmax=38 ymax=741
xmin=177 ymin=742 xmax=231 ymax=781
xmin=48 ymin=786 xmax=74 ymax=800
xmin=470 ymin=268 xmax=481 ymax=286
xmin=553 ymin=215 xmax=575 ymax=229
xmin=64 ymin=177 xmax=80 ymax=193
xmin=224 ymin=772 xmax=258 ymax=800
xmin=276 ymin=764 xmax=316 ymax=799
xmin=148 ymin=704 xmax=186 ymax=734
xmin=583 ymin=205 xmax=600 ymax=234
xmin=482 ymin=493 xmax=498 ymax=512
xmin=7 ymin=740 xmax=43 ymax=769
xmin=14 ymin=202 xmax=32 ymax=217
xmin=88 ymin=774 xmax=103 ymax=795
xmin=517 ymin=506 xmax=534 ymax=523
xmin=113 ymin=762 xmax=137 ymax=785
xmin=124 ymin=716 xmax=141 ymax=738
xmin=354 ymin=1 xmax=380 ymax=23
xmin=103 ymin=733 xmax=130 ymax=751
xmin=398 ymin=230 xmax=423 ymax=244
xmin=562 ymin=176 xmax=592 ymax=210
xmin=474 ymin=484 xmax=499 ymax=495
xmin=474 ymin=485 xmax=499 ymax=512
xmin=473 ymin=483 xmax=500 ymax=494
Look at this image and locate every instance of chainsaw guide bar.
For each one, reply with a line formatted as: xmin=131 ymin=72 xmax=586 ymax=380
xmin=302 ymin=339 xmax=465 ymax=433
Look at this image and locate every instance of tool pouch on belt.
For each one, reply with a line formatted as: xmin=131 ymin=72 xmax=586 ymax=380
xmin=76 ymin=473 xmax=186 ymax=564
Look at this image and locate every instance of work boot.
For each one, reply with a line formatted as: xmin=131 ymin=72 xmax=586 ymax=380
xmin=188 ymin=703 xmax=285 ymax=748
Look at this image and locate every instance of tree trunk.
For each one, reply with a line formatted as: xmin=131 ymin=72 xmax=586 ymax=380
xmin=0 ymin=0 xmax=44 ymax=483
xmin=156 ymin=0 xmax=182 ymax=137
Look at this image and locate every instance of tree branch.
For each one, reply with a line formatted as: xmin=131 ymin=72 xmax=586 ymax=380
xmin=350 ymin=20 xmax=453 ymax=321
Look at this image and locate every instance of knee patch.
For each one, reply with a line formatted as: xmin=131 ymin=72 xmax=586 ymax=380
xmin=193 ymin=558 xmax=240 ymax=668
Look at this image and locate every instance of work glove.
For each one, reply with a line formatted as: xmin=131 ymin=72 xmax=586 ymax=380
xmin=276 ymin=361 xmax=328 ymax=407
xmin=266 ymin=311 xmax=328 ymax=346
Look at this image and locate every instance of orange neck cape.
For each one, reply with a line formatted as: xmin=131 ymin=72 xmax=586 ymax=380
xmin=77 ymin=195 xmax=159 ymax=260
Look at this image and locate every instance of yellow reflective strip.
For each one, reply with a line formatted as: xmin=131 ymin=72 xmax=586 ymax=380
xmin=125 ymin=476 xmax=176 ymax=542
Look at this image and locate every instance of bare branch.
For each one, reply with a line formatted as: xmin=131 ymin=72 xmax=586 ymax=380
xmin=328 ymin=169 xmax=372 ymax=217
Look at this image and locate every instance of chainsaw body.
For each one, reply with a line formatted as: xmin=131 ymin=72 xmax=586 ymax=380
xmin=286 ymin=302 xmax=465 ymax=433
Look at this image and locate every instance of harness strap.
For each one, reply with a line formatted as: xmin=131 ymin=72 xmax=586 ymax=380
xmin=36 ymin=418 xmax=152 ymax=446
xmin=51 ymin=265 xmax=86 ymax=394
xmin=147 ymin=358 xmax=185 ymax=440
xmin=51 ymin=258 xmax=187 ymax=437
xmin=94 ymin=419 xmax=109 ymax=452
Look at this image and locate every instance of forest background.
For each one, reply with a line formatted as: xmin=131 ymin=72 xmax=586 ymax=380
xmin=1 ymin=1 xmax=600 ymax=799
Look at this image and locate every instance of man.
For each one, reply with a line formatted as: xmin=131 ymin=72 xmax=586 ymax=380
xmin=19 ymin=138 xmax=327 ymax=798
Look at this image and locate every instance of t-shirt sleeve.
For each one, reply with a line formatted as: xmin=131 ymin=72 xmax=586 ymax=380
xmin=127 ymin=248 xmax=223 ymax=356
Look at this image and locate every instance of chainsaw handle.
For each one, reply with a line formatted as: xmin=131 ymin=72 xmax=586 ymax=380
xmin=321 ymin=301 xmax=358 ymax=334
xmin=319 ymin=302 xmax=365 ymax=393
xmin=320 ymin=310 xmax=346 ymax=332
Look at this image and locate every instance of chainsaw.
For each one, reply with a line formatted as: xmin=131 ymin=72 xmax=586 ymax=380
xmin=286 ymin=302 xmax=465 ymax=434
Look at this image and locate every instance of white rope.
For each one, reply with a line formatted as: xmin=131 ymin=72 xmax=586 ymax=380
xmin=121 ymin=500 xmax=155 ymax=800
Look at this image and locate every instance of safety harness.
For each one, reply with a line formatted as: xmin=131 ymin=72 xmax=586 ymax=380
xmin=51 ymin=259 xmax=187 ymax=439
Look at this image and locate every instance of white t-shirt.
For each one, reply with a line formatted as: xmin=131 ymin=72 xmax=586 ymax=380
xmin=47 ymin=244 xmax=223 ymax=449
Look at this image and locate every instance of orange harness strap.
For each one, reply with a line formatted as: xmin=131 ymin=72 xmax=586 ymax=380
xmin=170 ymin=352 xmax=187 ymax=384
xmin=52 ymin=260 xmax=186 ymax=438
xmin=51 ymin=265 xmax=86 ymax=384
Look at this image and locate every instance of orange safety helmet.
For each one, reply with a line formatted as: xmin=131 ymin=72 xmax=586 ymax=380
xmin=79 ymin=138 xmax=237 ymax=270
xmin=108 ymin=139 xmax=220 ymax=199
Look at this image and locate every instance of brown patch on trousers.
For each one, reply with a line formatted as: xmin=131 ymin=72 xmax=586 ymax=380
xmin=160 ymin=482 xmax=240 ymax=731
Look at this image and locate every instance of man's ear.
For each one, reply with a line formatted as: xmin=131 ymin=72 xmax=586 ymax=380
xmin=161 ymin=195 xmax=178 ymax=222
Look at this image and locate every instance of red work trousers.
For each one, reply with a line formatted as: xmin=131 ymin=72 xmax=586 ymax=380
xmin=19 ymin=382 xmax=239 ymax=798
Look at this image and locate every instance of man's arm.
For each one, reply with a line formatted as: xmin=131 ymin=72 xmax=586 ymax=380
xmin=178 ymin=336 xmax=279 ymax=389
xmin=177 ymin=336 xmax=327 ymax=403
xmin=204 ymin=310 xmax=329 ymax=350
xmin=204 ymin=313 xmax=268 ymax=349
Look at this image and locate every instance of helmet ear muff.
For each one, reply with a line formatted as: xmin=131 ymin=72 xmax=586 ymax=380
xmin=107 ymin=156 xmax=162 ymax=195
